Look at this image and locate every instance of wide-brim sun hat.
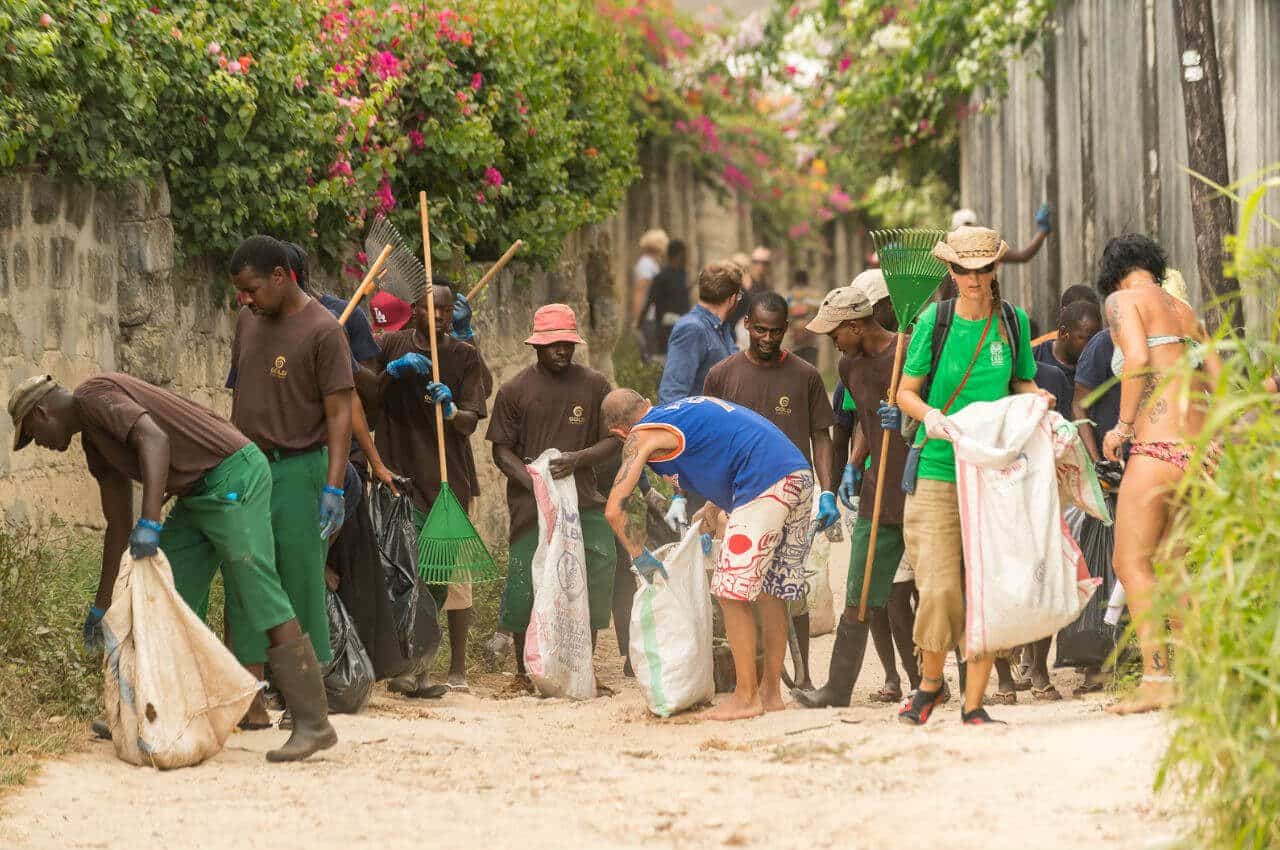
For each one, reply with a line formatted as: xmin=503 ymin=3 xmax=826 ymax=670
xmin=525 ymin=303 xmax=587 ymax=346
xmin=932 ymin=225 xmax=1008 ymax=270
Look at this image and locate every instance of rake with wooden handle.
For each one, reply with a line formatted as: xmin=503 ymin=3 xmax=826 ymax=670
xmin=414 ymin=191 xmax=499 ymax=583
xmin=465 ymin=239 xmax=524 ymax=301
xmin=338 ymin=243 xmax=394 ymax=326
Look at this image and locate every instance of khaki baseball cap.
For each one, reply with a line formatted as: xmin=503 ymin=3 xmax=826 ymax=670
xmin=7 ymin=374 xmax=58 ymax=451
xmin=850 ymin=268 xmax=889 ymax=305
xmin=806 ymin=286 xmax=873 ymax=334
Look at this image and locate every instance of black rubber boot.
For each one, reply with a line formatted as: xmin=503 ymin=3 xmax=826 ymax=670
xmin=794 ymin=618 xmax=869 ymax=709
xmin=265 ymin=636 xmax=338 ymax=763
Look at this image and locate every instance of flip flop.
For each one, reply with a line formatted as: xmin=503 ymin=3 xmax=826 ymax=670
xmin=1073 ymin=680 xmax=1106 ymax=697
xmin=873 ymin=685 xmax=903 ymax=703
xmin=984 ymin=690 xmax=1017 ymax=706
xmin=237 ymin=718 xmax=274 ymax=731
xmin=406 ymin=684 xmax=449 ymax=699
xmin=1031 ymin=684 xmax=1063 ymax=702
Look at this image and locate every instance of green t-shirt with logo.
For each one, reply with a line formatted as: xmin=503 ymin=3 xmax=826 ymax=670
xmin=903 ymin=301 xmax=1037 ymax=483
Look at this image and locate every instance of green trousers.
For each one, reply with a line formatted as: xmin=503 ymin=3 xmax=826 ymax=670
xmin=162 ymin=445 xmax=298 ymax=665
xmin=499 ymin=508 xmax=617 ymax=633
xmin=845 ymin=517 xmax=905 ymax=611
xmin=228 ymin=447 xmax=332 ymax=665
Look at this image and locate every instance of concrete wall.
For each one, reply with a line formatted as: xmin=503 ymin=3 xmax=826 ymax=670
xmin=960 ymin=0 xmax=1280 ymax=331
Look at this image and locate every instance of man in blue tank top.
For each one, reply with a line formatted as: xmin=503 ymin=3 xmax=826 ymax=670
xmin=602 ymin=388 xmax=837 ymax=720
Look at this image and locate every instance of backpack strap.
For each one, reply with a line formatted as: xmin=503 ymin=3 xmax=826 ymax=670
xmin=920 ymin=299 xmax=956 ymax=404
xmin=999 ymin=300 xmax=1021 ymax=358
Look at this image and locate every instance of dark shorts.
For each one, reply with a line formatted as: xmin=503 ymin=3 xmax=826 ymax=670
xmin=500 ymin=508 xmax=617 ymax=633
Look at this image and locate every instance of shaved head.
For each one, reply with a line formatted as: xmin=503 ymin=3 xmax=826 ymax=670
xmin=602 ymin=388 xmax=649 ymax=434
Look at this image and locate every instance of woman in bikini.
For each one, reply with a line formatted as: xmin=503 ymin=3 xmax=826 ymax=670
xmin=1096 ymin=234 xmax=1221 ymax=715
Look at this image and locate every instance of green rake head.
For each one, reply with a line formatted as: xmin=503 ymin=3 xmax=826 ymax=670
xmin=870 ymin=229 xmax=949 ymax=329
xmin=416 ymin=482 xmax=501 ymax=584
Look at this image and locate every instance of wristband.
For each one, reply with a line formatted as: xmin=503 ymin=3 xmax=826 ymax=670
xmin=137 ymin=518 xmax=164 ymax=532
xmin=323 ymin=485 xmax=345 ymax=496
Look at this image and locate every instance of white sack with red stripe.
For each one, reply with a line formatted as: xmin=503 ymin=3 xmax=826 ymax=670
xmin=949 ymin=393 xmax=1100 ymax=657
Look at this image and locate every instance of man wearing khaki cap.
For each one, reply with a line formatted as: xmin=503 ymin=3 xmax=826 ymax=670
xmin=487 ymin=304 xmax=621 ymax=692
xmin=794 ymin=285 xmax=919 ymax=709
xmin=7 ymin=372 xmax=336 ymax=762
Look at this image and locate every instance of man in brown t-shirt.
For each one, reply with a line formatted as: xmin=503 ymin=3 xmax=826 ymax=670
xmin=487 ymin=304 xmax=621 ymax=690
xmin=7 ymin=372 xmax=336 ymax=762
xmin=795 ymin=279 xmax=916 ymax=710
xmin=228 ymin=235 xmax=353 ymax=742
xmin=701 ymin=290 xmax=838 ymax=690
xmin=362 ymin=282 xmax=487 ymax=696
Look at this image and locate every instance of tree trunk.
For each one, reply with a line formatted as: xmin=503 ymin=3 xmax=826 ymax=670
xmin=1172 ymin=0 xmax=1240 ymax=332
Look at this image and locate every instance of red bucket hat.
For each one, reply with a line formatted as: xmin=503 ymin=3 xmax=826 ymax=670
xmin=524 ymin=303 xmax=586 ymax=346
xmin=370 ymin=290 xmax=412 ymax=333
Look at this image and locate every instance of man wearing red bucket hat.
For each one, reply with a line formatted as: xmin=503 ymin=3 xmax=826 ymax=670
xmin=487 ymin=304 xmax=622 ymax=692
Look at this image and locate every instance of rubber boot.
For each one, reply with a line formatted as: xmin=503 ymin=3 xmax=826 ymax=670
xmin=793 ymin=618 xmax=869 ymax=708
xmin=265 ymin=636 xmax=338 ymax=763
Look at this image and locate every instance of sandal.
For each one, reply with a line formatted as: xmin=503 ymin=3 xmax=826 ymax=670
xmin=961 ymin=707 xmax=1007 ymax=726
xmin=985 ymin=690 xmax=1017 ymax=706
xmin=873 ymin=684 xmax=903 ymax=703
xmin=1072 ymin=680 xmax=1106 ymax=697
xmin=1031 ymin=684 xmax=1063 ymax=702
xmin=406 ymin=684 xmax=449 ymax=699
xmin=899 ymin=683 xmax=946 ymax=726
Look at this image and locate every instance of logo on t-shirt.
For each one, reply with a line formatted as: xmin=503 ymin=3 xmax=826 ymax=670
xmin=270 ymin=355 xmax=288 ymax=379
xmin=569 ymin=404 xmax=585 ymax=424
xmin=989 ymin=341 xmax=1005 ymax=367
xmin=775 ymin=395 xmax=792 ymax=415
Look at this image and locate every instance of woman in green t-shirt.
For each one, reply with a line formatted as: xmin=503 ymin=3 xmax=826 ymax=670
xmin=889 ymin=226 xmax=1054 ymax=727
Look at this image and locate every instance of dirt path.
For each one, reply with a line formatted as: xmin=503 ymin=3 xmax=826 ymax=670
xmin=0 ymin=540 xmax=1183 ymax=850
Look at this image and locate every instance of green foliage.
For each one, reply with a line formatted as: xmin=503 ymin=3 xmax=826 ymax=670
xmin=1152 ymin=174 xmax=1280 ymax=849
xmin=0 ymin=526 xmax=102 ymax=787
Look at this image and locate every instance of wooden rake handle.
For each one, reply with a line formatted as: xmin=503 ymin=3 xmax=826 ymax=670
xmin=466 ymin=240 xmax=524 ymax=302
xmin=857 ymin=332 xmax=908 ymax=623
xmin=419 ymin=191 xmax=449 ymax=485
xmin=338 ymin=244 xmax=394 ymax=326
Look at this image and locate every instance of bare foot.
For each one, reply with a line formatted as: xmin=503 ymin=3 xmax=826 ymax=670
xmin=760 ymin=687 xmax=787 ymax=713
xmin=699 ymin=693 xmax=764 ymax=721
xmin=1107 ymin=678 xmax=1174 ymax=715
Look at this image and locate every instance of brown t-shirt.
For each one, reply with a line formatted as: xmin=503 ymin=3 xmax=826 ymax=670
xmin=374 ymin=331 xmax=488 ymax=514
xmin=702 ymin=350 xmax=834 ymax=464
xmin=75 ymin=373 xmax=249 ymax=497
xmin=486 ymin=362 xmax=614 ymax=541
xmin=229 ymin=299 xmax=354 ymax=452
xmin=839 ymin=334 xmax=911 ymax=524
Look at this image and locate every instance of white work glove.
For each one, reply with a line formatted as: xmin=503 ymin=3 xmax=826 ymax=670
xmin=923 ymin=408 xmax=955 ymax=441
xmin=664 ymin=494 xmax=688 ymax=532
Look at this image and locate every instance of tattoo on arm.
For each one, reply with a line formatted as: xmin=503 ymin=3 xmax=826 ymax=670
xmin=613 ymin=433 xmax=640 ymax=489
xmin=1106 ymin=294 xmax=1121 ymax=328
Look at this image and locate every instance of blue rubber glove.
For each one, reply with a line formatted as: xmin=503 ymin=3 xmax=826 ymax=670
xmin=632 ymin=548 xmax=668 ymax=582
xmin=129 ymin=518 xmax=163 ymax=559
xmin=426 ymin=382 xmax=457 ymax=419
xmin=318 ymin=485 xmax=345 ymax=539
xmin=451 ymin=293 xmax=474 ymax=341
xmin=815 ymin=491 xmax=840 ymax=531
xmin=837 ymin=462 xmax=862 ymax=510
xmin=878 ymin=402 xmax=902 ymax=432
xmin=700 ymin=533 xmax=713 ymax=556
xmin=1034 ymin=203 xmax=1052 ymax=233
xmin=83 ymin=605 xmax=106 ymax=652
xmin=386 ymin=352 xmax=432 ymax=379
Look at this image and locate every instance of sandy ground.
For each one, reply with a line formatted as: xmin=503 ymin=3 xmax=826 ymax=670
xmin=0 ymin=537 xmax=1183 ymax=850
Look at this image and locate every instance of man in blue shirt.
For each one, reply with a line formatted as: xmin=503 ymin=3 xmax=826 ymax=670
xmin=657 ymin=261 xmax=741 ymax=404
xmin=1072 ymin=329 xmax=1122 ymax=461
xmin=602 ymin=389 xmax=840 ymax=721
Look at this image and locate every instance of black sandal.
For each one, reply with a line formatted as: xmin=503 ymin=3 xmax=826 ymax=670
xmin=961 ymin=707 xmax=1007 ymax=726
xmin=899 ymin=683 xmax=946 ymax=726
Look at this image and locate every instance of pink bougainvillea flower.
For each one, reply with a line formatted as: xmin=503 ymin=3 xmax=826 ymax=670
xmin=484 ymin=166 xmax=503 ymax=187
xmin=227 ymin=60 xmax=242 ymax=73
xmin=328 ymin=159 xmax=353 ymax=178
xmin=462 ymin=105 xmax=472 ymax=116
xmin=722 ymin=164 xmax=752 ymax=191
xmin=918 ymin=118 xmax=931 ymax=133
xmin=471 ymin=72 xmax=483 ymax=90
xmin=784 ymin=65 xmax=798 ymax=77
xmin=518 ymin=104 xmax=528 ymax=115
xmin=666 ymin=25 xmax=693 ymax=51
xmin=293 ymin=74 xmax=306 ymax=91
xmin=818 ymin=207 xmax=835 ymax=221
xmin=208 ymin=41 xmax=221 ymax=55
xmin=838 ymin=55 xmax=852 ymax=72
xmin=528 ymin=126 xmax=537 ymax=137
xmin=788 ymin=223 xmax=811 ymax=239
xmin=828 ymin=189 xmax=854 ymax=212
xmin=455 ymin=90 xmax=468 ymax=104
xmin=408 ymin=130 xmax=425 ymax=150
xmin=356 ymin=251 xmax=368 ymax=264
xmin=370 ymin=50 xmax=401 ymax=80
xmin=374 ymin=177 xmax=396 ymax=213
xmin=39 ymin=12 xmax=53 ymax=27
xmin=475 ymin=192 xmax=487 ymax=204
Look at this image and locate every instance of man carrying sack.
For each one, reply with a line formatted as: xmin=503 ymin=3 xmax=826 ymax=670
xmin=361 ymin=282 xmax=488 ymax=696
xmin=7 ymin=373 xmax=336 ymax=762
xmin=701 ymin=289 xmax=838 ymax=690
xmin=601 ymin=389 xmax=839 ymax=721
xmin=487 ymin=305 xmax=620 ymax=692
xmin=794 ymin=281 xmax=917 ymax=709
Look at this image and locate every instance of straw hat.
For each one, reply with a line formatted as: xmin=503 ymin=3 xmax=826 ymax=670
xmin=932 ymin=226 xmax=1008 ymax=270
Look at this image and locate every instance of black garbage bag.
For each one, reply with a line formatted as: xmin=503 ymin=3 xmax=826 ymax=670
xmin=324 ymin=591 xmax=375 ymax=714
xmin=369 ymin=481 xmax=441 ymax=666
xmin=1054 ymin=498 xmax=1120 ymax=669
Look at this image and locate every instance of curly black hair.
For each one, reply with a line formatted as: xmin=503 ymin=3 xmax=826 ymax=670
xmin=229 ymin=234 xmax=289 ymax=278
xmin=1095 ymin=234 xmax=1168 ymax=296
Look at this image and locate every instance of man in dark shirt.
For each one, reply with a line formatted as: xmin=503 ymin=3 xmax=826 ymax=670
xmin=796 ymin=284 xmax=914 ymax=709
xmin=702 ymin=290 xmax=838 ymax=688
xmin=228 ymin=235 xmax=354 ymax=708
xmin=642 ymin=238 xmax=691 ymax=354
xmin=1032 ymin=300 xmax=1101 ymax=384
xmin=487 ymin=305 xmax=620 ymax=691
xmin=362 ymin=283 xmax=488 ymax=697
xmin=8 ymin=372 xmax=336 ymax=762
xmin=1072 ymin=329 xmax=1122 ymax=461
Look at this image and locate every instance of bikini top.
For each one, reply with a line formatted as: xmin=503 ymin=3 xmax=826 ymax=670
xmin=1111 ymin=335 xmax=1202 ymax=377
